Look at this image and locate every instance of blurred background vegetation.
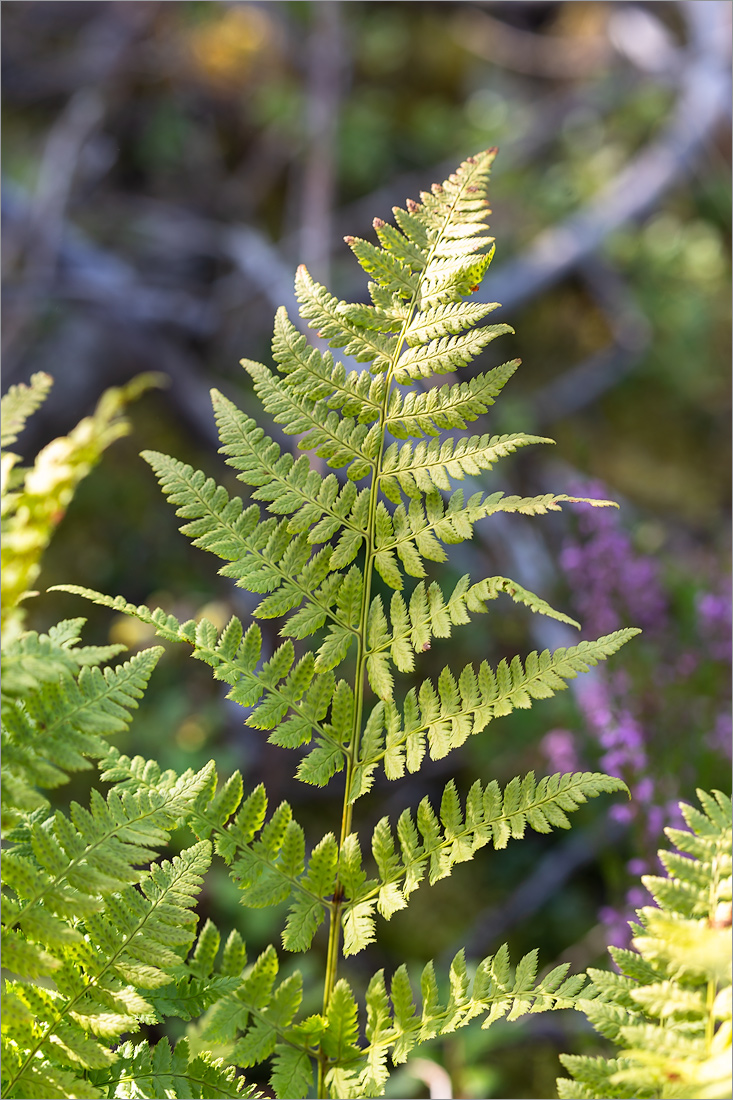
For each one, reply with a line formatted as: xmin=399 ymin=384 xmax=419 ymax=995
xmin=2 ymin=2 xmax=730 ymax=1097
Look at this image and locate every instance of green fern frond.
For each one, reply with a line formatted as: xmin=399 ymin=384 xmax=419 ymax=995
xmin=557 ymin=789 xmax=732 ymax=1100
xmin=379 ymin=430 xmax=551 ymax=506
xmin=272 ymin=306 xmax=386 ymax=420
xmin=1 ymin=622 xmax=163 ymax=829
xmin=295 ymin=265 xmax=397 ymax=371
xmin=94 ymin=750 xmax=337 ymax=955
xmin=201 ymin=944 xmax=314 ymax=1098
xmin=0 ymin=372 xmax=54 ymax=451
xmin=51 ymin=588 xmax=354 ymax=787
xmin=374 ymin=489 xmax=618 ymax=564
xmin=243 ymin=359 xmax=379 ymax=479
xmin=37 ymin=150 xmax=643 ymax=1100
xmin=314 ymin=944 xmax=588 ymax=1099
xmin=2 ymin=763 xmax=213 ymax=981
xmin=2 ymin=842 xmax=211 ymax=1100
xmin=93 ymin=1036 xmax=263 ymax=1099
xmin=1 ymin=373 xmax=162 ymax=641
xmin=2 ymin=645 xmax=163 ymax=779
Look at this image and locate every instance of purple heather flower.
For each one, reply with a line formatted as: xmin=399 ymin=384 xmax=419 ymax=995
xmin=697 ymin=580 xmax=732 ymax=664
xmin=561 ymin=480 xmax=667 ymax=638
xmin=635 ymin=776 xmax=654 ymax=804
xmin=540 ymin=728 xmax=579 ymax=774
xmin=609 ymin=801 xmax=634 ymax=825
xmin=708 ymin=711 xmax=732 ymax=759
xmin=627 ymin=858 xmax=647 ymax=876
xmin=599 ymin=905 xmax=633 ymax=950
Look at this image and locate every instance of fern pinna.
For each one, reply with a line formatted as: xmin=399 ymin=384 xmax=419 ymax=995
xmin=5 ymin=150 xmax=640 ymax=1099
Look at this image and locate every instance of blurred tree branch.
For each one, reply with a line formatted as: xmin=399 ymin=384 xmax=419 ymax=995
xmin=478 ymin=0 xmax=732 ymax=314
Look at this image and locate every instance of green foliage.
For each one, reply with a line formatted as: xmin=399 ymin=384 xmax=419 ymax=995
xmin=557 ymin=790 xmax=732 ymax=1100
xmin=3 ymin=152 xmax=639 ymax=1099
xmin=0 ymin=371 xmax=163 ymax=643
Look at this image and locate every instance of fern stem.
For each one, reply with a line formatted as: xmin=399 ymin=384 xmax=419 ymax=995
xmin=316 ymin=161 xmax=494 ymax=1099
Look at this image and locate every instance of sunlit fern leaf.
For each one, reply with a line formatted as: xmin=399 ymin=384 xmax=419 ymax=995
xmin=295 ymin=265 xmax=396 ymax=372
xmin=93 ymin=1036 xmax=264 ymax=1099
xmin=0 ymin=371 xmax=54 ymax=450
xmin=557 ymin=790 xmax=732 ymax=1100
xmin=379 ymin=431 xmax=552 ymax=502
xmin=385 ymin=360 xmax=518 ymax=438
xmin=1 ymin=843 xmax=212 ymax=1100
xmin=272 ymin=306 xmax=385 ymax=422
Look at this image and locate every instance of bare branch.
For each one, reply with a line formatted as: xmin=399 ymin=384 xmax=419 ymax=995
xmin=478 ymin=1 xmax=732 ymax=314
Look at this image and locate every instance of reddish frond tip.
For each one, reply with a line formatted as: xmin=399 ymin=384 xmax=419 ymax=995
xmin=343 ymin=235 xmax=355 ymax=244
xmin=406 ymin=198 xmax=419 ymax=212
xmin=469 ymin=286 xmax=479 ymax=294
xmin=373 ymin=217 xmax=386 ymax=229
xmin=465 ymin=155 xmax=476 ymax=164
xmin=431 ymin=183 xmax=444 ymax=195
xmin=297 ymin=263 xmax=307 ymax=274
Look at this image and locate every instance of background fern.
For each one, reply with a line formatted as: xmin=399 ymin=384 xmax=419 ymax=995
xmin=557 ymin=789 xmax=732 ymax=1100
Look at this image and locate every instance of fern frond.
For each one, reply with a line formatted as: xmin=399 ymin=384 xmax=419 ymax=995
xmin=2 ymin=762 xmax=213 ymax=982
xmin=1 ymin=373 xmax=161 ymax=640
xmin=2 ymin=644 xmax=163 ymax=781
xmin=2 ymin=842 xmax=211 ymax=1100
xmin=51 ymin=589 xmax=352 ymax=783
xmin=272 ymin=306 xmax=385 ymax=422
xmin=201 ymin=945 xmax=315 ymax=1100
xmin=392 ymin=326 xmax=513 ymax=385
xmin=401 ymin=300 xmax=501 ymax=343
xmin=1 ymin=623 xmax=162 ymax=829
xmin=29 ymin=150 xmax=647 ymax=1100
xmin=243 ymin=359 xmax=379 ymax=480
xmin=295 ymin=265 xmax=396 ymax=371
xmin=212 ymin=387 xmax=370 ymax=564
xmin=557 ymin=789 xmax=732 ymax=1100
xmin=94 ymin=749 xmax=339 ymax=956
xmin=94 ymin=1036 xmax=263 ymax=1099
xmin=141 ymin=450 xmax=357 ymax=626
xmin=363 ymin=573 xmax=579 ymax=702
xmin=1 ymin=372 xmax=54 ymax=451
xmin=310 ymin=945 xmax=588 ymax=1099
xmin=376 ymin=489 xmax=619 ymax=559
